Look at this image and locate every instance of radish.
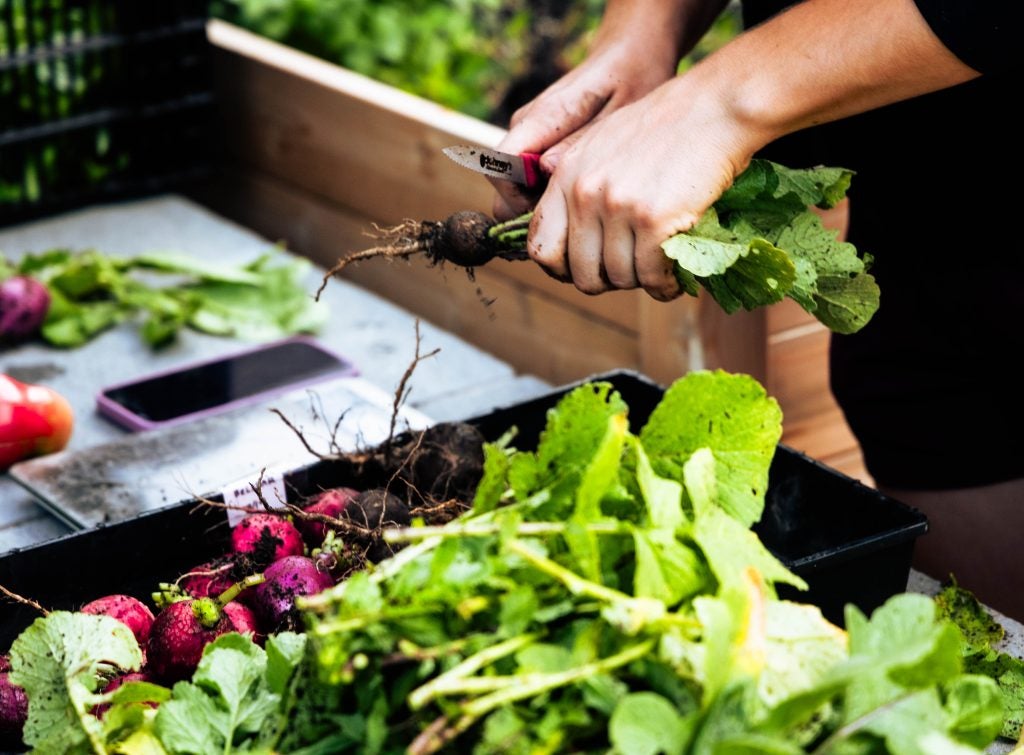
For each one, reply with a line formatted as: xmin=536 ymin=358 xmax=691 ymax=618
xmin=178 ymin=558 xmax=240 ymax=600
xmin=222 ymin=601 xmax=263 ymax=645
xmin=93 ymin=671 xmax=152 ymax=718
xmin=80 ymin=594 xmax=156 ymax=647
xmin=296 ymin=486 xmax=359 ymax=547
xmin=311 ymin=530 xmax=356 ymax=579
xmin=250 ymin=555 xmax=333 ymax=633
xmin=230 ymin=513 xmax=305 ymax=565
xmin=346 ymin=488 xmax=410 ymax=529
xmin=147 ymin=575 xmax=265 ymax=683
xmin=0 ymin=656 xmax=27 ymax=751
xmin=316 ymin=211 xmax=528 ymax=298
xmin=344 ymin=488 xmax=411 ymax=562
xmin=0 ymin=274 xmax=50 ymax=343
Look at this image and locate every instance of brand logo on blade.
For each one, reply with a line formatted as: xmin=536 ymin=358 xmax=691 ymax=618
xmin=480 ymin=153 xmax=512 ymax=174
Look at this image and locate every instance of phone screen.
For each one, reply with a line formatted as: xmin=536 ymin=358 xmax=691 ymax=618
xmin=100 ymin=340 xmax=354 ymax=424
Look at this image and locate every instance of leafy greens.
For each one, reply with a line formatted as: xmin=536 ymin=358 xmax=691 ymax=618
xmin=662 ymin=159 xmax=878 ymax=334
xmin=1 ymin=247 xmax=328 ymax=348
xmin=7 ymin=371 xmax=1005 ymax=753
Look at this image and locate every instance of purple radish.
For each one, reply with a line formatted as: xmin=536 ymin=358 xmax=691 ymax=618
xmin=0 ymin=275 xmax=50 ymax=343
xmin=0 ymin=657 xmax=27 ymax=751
xmin=81 ymin=594 xmax=156 ymax=647
xmin=297 ymin=486 xmax=359 ymax=546
xmin=231 ymin=513 xmax=304 ymax=565
xmin=251 ymin=555 xmax=333 ymax=632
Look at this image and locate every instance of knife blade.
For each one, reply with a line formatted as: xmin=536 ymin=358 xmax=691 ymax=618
xmin=443 ymin=145 xmax=545 ymax=190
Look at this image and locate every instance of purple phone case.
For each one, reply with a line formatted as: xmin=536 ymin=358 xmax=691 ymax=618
xmin=95 ymin=336 xmax=359 ymax=432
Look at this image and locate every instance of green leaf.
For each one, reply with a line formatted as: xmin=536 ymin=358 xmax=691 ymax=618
xmin=943 ymin=675 xmax=1004 ymax=749
xmin=632 ymin=528 xmax=705 ymax=606
xmin=9 ymin=611 xmax=143 ymax=754
xmin=693 ymin=506 xmax=807 ymax=594
xmin=153 ymin=633 xmax=280 ymax=754
xmin=133 ymin=250 xmax=265 ymax=284
xmin=511 ymin=381 xmax=629 ymax=504
xmin=640 ymin=370 xmax=782 ymax=527
xmin=473 ymin=441 xmax=513 ymax=514
xmin=609 ymin=692 xmax=692 ymax=755
xmin=812 ymin=272 xmax=880 ymax=334
xmin=266 ymin=631 xmax=307 ymax=695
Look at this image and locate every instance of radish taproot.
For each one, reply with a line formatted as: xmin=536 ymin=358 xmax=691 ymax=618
xmin=231 ymin=512 xmax=305 ymax=565
xmin=80 ymin=594 xmax=156 ymax=647
xmin=316 ymin=211 xmax=529 ymax=299
xmin=296 ymin=486 xmax=359 ymax=547
xmin=251 ymin=555 xmax=333 ymax=632
xmin=0 ymin=656 xmax=27 ymax=751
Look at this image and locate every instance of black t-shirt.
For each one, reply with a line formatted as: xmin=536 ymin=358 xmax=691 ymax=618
xmin=742 ymin=1 xmax=1023 ymax=488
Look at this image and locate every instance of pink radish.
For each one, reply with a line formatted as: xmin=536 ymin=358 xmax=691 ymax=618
xmin=296 ymin=486 xmax=359 ymax=546
xmin=231 ymin=513 xmax=304 ymax=565
xmin=81 ymin=594 xmax=156 ymax=647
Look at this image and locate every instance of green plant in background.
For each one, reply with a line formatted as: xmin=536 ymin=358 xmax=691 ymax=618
xmin=211 ymin=0 xmax=740 ymax=124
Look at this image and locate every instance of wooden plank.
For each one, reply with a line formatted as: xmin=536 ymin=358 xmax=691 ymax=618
xmin=209 ymin=21 xmax=499 ymax=223
xmin=765 ymin=324 xmax=836 ymax=424
xmin=767 ymin=299 xmax=816 ymax=335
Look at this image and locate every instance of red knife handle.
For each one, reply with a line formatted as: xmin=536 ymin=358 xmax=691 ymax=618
xmin=521 ymin=152 xmax=543 ymax=190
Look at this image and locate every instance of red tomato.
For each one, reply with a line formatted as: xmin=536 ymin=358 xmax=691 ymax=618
xmin=0 ymin=375 xmax=74 ymax=470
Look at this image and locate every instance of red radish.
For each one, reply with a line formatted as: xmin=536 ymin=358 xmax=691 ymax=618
xmin=81 ymin=594 xmax=156 ymax=647
xmin=296 ymin=486 xmax=359 ymax=546
xmin=223 ymin=601 xmax=264 ymax=645
xmin=251 ymin=555 xmax=333 ymax=632
xmin=147 ymin=573 xmax=265 ymax=683
xmin=231 ymin=513 xmax=304 ymax=565
xmin=0 ymin=657 xmax=27 ymax=751
xmin=179 ymin=558 xmax=238 ymax=600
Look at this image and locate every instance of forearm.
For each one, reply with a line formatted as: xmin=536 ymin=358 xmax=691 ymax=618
xmin=593 ymin=0 xmax=731 ymax=68
xmin=681 ymin=0 xmax=980 ymax=157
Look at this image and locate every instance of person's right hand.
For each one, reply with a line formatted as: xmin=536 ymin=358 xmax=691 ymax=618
xmin=491 ymin=5 xmax=693 ymax=220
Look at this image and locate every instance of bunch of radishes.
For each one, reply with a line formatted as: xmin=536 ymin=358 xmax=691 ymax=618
xmin=0 ymin=484 xmax=406 ymax=745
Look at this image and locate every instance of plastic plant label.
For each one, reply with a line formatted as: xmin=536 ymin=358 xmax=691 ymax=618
xmin=222 ymin=467 xmax=290 ymax=527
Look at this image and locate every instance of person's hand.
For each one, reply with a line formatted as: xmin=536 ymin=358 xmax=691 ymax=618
xmin=527 ymin=73 xmax=762 ymax=301
xmin=491 ymin=5 xmax=692 ymax=220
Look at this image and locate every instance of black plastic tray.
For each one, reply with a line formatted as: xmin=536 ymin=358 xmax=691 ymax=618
xmin=0 ymin=370 xmax=928 ymax=648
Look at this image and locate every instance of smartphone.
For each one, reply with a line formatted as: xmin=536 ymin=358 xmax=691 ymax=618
xmin=96 ymin=336 xmax=359 ymax=432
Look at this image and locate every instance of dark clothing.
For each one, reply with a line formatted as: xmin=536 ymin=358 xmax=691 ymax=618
xmin=742 ymin=1 xmax=1023 ymax=489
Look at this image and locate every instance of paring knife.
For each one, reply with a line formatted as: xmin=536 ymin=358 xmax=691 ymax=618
xmin=443 ymin=145 xmax=545 ymax=190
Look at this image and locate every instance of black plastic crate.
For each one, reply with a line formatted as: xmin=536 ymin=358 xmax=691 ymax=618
xmin=0 ymin=0 xmax=215 ymax=226
xmin=0 ymin=370 xmax=928 ymax=649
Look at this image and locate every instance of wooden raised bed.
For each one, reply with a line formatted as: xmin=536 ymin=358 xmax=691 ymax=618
xmin=199 ymin=20 xmax=867 ymax=483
